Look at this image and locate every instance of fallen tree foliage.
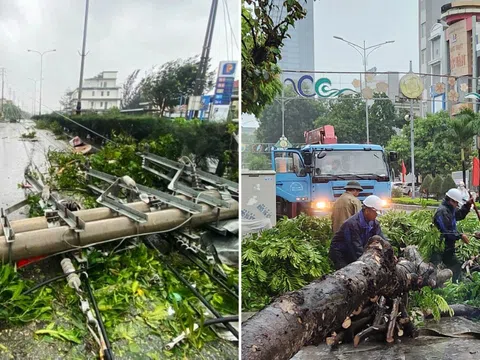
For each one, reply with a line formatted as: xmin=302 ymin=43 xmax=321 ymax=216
xmin=241 ymin=236 xmax=452 ymax=360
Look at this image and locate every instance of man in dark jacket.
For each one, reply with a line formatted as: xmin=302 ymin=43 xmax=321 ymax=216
xmin=433 ymin=188 xmax=473 ymax=281
xmin=329 ymin=195 xmax=388 ymax=270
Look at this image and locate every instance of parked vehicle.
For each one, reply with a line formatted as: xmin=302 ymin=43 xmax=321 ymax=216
xmin=401 ymin=182 xmax=421 ymax=196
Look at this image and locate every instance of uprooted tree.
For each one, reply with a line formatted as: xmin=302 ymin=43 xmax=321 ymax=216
xmin=241 ymin=236 xmax=453 ymax=360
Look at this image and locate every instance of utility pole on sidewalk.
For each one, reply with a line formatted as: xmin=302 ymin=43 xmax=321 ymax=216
xmin=76 ymin=0 xmax=90 ymax=115
xmin=399 ymin=61 xmax=424 ymax=199
xmin=0 ymin=68 xmax=4 ymax=117
xmin=192 ymin=0 xmax=218 ymax=119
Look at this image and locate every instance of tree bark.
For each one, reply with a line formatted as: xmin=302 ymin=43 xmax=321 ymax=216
xmin=241 ymin=236 xmax=452 ymax=360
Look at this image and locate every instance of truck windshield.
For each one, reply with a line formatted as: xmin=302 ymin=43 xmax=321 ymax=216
xmin=314 ymin=150 xmax=388 ymax=177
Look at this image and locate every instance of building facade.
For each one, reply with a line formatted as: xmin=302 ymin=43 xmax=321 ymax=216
xmin=419 ymin=0 xmax=447 ymax=113
xmin=428 ymin=22 xmax=448 ymax=113
xmin=68 ymin=71 xmax=121 ymax=112
xmin=419 ymin=0 xmax=445 ymax=74
xmin=419 ymin=1 xmax=480 ymax=115
xmin=271 ymin=0 xmax=315 ymax=77
xmin=441 ymin=1 xmax=480 ymax=115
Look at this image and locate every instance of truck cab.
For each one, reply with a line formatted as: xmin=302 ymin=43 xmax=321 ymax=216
xmin=272 ymin=144 xmax=397 ymax=218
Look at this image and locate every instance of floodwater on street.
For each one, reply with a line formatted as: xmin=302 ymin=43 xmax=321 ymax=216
xmin=0 ymin=121 xmax=68 ymax=219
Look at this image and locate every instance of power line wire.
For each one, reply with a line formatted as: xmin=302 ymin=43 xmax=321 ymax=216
xmin=222 ymin=0 xmax=230 ymax=60
xmin=222 ymin=0 xmax=239 ymax=51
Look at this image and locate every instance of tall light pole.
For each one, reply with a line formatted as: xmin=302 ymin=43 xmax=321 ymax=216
xmin=76 ymin=0 xmax=90 ymax=115
xmin=27 ymin=48 xmax=56 ymax=116
xmin=333 ymin=36 xmax=395 ymax=144
xmin=28 ymin=78 xmax=38 ymax=116
xmin=192 ymin=0 xmax=219 ymax=119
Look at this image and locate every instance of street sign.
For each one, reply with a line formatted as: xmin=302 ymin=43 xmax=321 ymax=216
xmin=188 ymin=96 xmax=202 ymax=111
xmin=400 ymin=73 xmax=424 ymax=99
xmin=201 ymin=95 xmax=211 ymax=111
xmin=213 ymin=61 xmax=237 ymax=106
xmin=274 ymin=135 xmax=292 ymax=149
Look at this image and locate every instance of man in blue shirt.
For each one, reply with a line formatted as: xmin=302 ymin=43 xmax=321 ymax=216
xmin=329 ymin=195 xmax=387 ymax=270
xmin=433 ymin=188 xmax=473 ymax=281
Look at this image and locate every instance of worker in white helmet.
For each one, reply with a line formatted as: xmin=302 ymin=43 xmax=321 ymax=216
xmin=433 ymin=188 xmax=474 ymax=282
xmin=329 ymin=195 xmax=388 ymax=270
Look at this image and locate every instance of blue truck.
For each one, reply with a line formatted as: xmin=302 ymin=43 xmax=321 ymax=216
xmin=272 ymin=126 xmax=397 ymax=218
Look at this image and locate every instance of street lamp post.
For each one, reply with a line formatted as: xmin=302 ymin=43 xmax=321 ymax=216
xmin=27 ymin=49 xmax=56 ymax=115
xmin=333 ymin=36 xmax=395 ymax=144
xmin=76 ymin=0 xmax=90 ymax=115
xmin=28 ymin=78 xmax=38 ymax=116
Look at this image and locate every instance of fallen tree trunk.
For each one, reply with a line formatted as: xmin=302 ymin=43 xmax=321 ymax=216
xmin=241 ymin=236 xmax=452 ymax=360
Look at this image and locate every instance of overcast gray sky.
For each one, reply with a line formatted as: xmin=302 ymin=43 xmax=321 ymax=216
xmin=242 ymin=0 xmax=419 ymax=128
xmin=0 ymin=0 xmax=239 ymax=114
xmin=316 ymin=0 xmax=418 ymax=74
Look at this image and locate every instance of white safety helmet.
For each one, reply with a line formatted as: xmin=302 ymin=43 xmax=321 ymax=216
xmin=446 ymin=188 xmax=464 ymax=205
xmin=363 ymin=195 xmax=385 ymax=214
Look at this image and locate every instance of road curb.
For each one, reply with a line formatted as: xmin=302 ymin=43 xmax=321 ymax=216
xmin=391 ymin=203 xmax=438 ymax=211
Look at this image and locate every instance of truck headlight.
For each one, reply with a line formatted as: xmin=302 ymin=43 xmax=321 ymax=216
xmin=316 ymin=201 xmax=327 ymax=209
xmin=381 ymin=199 xmax=390 ymax=207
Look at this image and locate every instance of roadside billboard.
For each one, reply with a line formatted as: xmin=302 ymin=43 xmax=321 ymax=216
xmin=213 ymin=61 xmax=238 ymax=106
xmin=448 ymin=19 xmax=472 ymax=77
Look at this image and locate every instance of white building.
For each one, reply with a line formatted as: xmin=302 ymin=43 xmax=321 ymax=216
xmin=68 ymin=71 xmax=121 ymax=112
xmin=419 ymin=0 xmax=446 ymax=113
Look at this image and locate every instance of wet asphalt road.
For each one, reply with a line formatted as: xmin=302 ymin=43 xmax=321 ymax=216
xmin=0 ymin=120 xmax=68 ymax=219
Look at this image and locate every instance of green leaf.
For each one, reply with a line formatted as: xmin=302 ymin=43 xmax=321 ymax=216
xmin=132 ymin=280 xmax=139 ymax=294
xmin=35 ymin=329 xmax=81 ymax=344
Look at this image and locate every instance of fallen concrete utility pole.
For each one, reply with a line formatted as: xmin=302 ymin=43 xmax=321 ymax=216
xmin=0 ymin=201 xmax=151 ymax=236
xmin=241 ymin=237 xmax=452 ymax=360
xmin=0 ymin=195 xmax=237 ymax=262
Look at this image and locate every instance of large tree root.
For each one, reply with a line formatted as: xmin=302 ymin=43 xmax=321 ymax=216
xmin=241 ymin=236 xmax=452 ymax=360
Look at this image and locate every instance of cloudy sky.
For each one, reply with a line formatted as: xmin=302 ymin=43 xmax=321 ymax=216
xmin=0 ymin=0 xmax=240 ymax=114
xmin=316 ymin=0 xmax=418 ymax=75
xmin=242 ymin=0 xmax=419 ymax=128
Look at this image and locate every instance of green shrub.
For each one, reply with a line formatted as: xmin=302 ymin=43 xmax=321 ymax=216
xmin=34 ymin=114 xmax=239 ymax=182
xmin=435 ymin=272 xmax=480 ymax=307
xmin=380 ymin=210 xmax=443 ymax=260
xmin=21 ymin=131 xmax=36 ymax=139
xmin=392 ymin=186 xmax=403 ymax=198
xmin=34 ymin=119 xmax=49 ymax=129
xmin=242 ymin=215 xmax=333 ymax=311
xmin=441 ymin=175 xmax=457 ymax=197
xmin=420 ymin=174 xmax=433 ymax=198
xmin=50 ymin=121 xmax=64 ymax=135
xmin=391 ymin=197 xmax=439 ymax=207
xmin=244 ymin=153 xmax=271 ymax=170
xmin=429 ymin=175 xmax=444 ymax=200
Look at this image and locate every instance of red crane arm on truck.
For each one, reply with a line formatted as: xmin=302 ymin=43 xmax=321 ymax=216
xmin=304 ymin=125 xmax=337 ymax=144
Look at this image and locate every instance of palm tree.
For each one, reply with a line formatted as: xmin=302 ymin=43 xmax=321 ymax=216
xmin=449 ymin=108 xmax=480 ymax=184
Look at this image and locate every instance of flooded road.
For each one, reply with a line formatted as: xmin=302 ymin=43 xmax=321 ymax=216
xmin=0 ymin=120 xmax=68 ymax=218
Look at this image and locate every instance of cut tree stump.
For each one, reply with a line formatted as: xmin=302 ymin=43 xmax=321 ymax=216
xmin=241 ymin=236 xmax=452 ymax=360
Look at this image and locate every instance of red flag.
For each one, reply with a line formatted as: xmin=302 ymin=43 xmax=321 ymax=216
xmin=473 ymin=157 xmax=480 ymax=186
xmin=401 ymin=160 xmax=407 ymax=183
